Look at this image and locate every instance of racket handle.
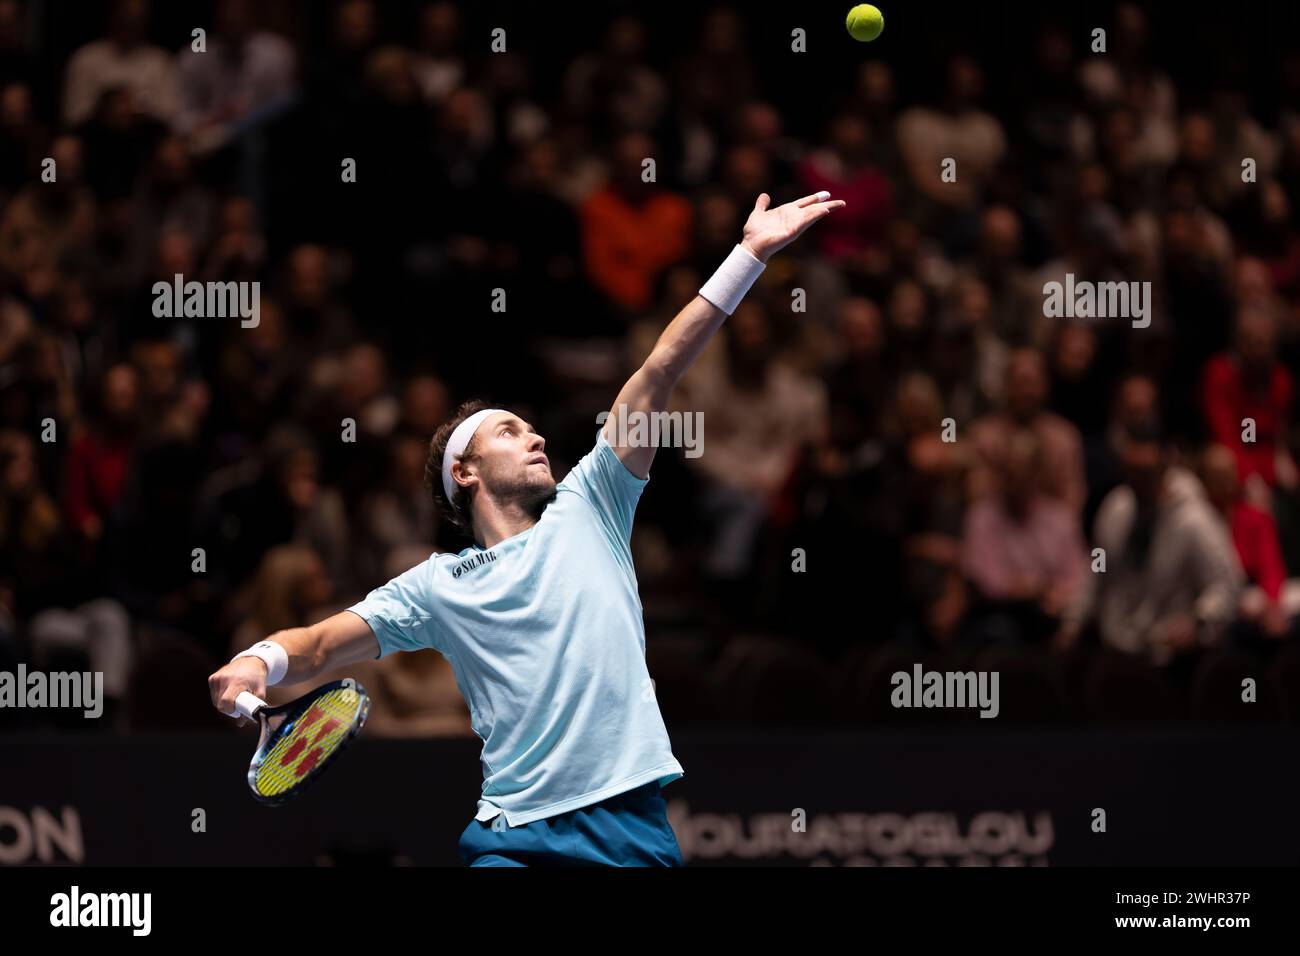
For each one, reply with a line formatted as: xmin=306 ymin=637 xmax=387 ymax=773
xmin=234 ymin=691 xmax=267 ymax=720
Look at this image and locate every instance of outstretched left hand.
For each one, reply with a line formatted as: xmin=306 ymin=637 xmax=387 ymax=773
xmin=740 ymin=191 xmax=847 ymax=263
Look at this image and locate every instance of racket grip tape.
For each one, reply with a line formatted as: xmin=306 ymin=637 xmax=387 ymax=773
xmin=234 ymin=691 xmax=267 ymax=720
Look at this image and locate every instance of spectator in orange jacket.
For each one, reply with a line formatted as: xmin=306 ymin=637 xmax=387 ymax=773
xmin=580 ymin=132 xmax=692 ymax=313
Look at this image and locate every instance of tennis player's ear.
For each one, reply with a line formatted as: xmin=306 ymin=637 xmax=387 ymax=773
xmin=454 ymin=459 xmax=478 ymax=491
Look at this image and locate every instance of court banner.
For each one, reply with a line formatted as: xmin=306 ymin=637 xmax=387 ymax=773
xmin=2 ymin=729 xmax=1297 ymax=866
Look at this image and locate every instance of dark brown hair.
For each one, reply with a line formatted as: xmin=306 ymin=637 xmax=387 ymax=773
xmin=425 ymin=399 xmax=494 ymax=536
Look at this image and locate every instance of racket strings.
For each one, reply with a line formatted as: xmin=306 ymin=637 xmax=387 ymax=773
xmin=253 ymin=688 xmax=362 ymax=798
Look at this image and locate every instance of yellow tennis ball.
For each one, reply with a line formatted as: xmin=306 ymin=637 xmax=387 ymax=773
xmin=846 ymin=4 xmax=884 ymax=42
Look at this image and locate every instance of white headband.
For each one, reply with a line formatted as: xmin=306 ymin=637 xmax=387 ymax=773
xmin=441 ymin=408 xmax=508 ymax=503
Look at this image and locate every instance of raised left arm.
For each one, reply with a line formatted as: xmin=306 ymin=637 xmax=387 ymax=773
xmin=602 ymin=190 xmax=845 ymax=478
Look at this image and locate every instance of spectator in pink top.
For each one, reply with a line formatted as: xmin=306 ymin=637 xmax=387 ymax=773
xmin=961 ymin=428 xmax=1088 ymax=643
xmin=968 ymin=347 xmax=1088 ymax=516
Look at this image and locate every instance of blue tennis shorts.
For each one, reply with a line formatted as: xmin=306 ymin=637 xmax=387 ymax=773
xmin=458 ymin=781 xmax=684 ymax=867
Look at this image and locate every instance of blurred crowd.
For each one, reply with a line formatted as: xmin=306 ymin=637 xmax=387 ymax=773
xmin=2 ymin=0 xmax=1300 ymax=732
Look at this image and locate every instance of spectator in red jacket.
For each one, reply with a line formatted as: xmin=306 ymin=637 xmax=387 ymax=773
xmin=64 ymin=362 xmax=139 ymax=543
xmin=796 ymin=110 xmax=893 ymax=264
xmin=1200 ymin=306 xmax=1296 ymax=498
xmin=1201 ymin=442 xmax=1294 ymax=639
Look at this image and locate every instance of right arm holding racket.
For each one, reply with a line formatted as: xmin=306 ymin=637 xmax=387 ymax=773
xmin=208 ymin=610 xmax=378 ymax=724
xmin=209 ymin=611 xmax=380 ymax=805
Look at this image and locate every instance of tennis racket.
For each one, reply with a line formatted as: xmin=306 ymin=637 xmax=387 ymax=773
xmin=232 ymin=678 xmax=371 ymax=806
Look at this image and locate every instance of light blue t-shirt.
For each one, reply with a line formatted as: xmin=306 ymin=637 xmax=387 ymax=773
xmin=347 ymin=431 xmax=684 ymax=827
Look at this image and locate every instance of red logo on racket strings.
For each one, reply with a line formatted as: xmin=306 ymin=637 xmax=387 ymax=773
xmin=278 ymin=702 xmax=342 ymax=778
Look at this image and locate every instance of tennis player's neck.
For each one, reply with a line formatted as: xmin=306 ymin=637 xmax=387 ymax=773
xmin=473 ymin=493 xmax=546 ymax=549
xmin=476 ymin=516 xmax=539 ymax=550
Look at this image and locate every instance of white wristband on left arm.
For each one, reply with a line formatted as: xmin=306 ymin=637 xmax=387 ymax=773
xmin=699 ymin=243 xmax=765 ymax=315
xmin=232 ymin=640 xmax=289 ymax=686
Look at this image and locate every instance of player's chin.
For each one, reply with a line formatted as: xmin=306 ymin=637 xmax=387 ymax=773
xmin=521 ymin=468 xmax=556 ymax=497
xmin=522 ymin=475 xmax=558 ymax=515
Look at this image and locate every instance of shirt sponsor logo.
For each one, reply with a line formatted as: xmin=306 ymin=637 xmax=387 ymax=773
xmin=452 ymin=550 xmax=498 ymax=579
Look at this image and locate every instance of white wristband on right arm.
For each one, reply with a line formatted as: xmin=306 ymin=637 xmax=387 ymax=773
xmin=232 ymin=640 xmax=289 ymax=686
xmin=699 ymin=243 xmax=765 ymax=315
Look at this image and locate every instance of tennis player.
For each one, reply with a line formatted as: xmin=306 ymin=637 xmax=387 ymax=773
xmin=208 ymin=190 xmax=845 ymax=865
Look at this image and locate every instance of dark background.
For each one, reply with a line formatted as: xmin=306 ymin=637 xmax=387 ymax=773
xmin=2 ymin=0 xmax=1300 ymax=866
